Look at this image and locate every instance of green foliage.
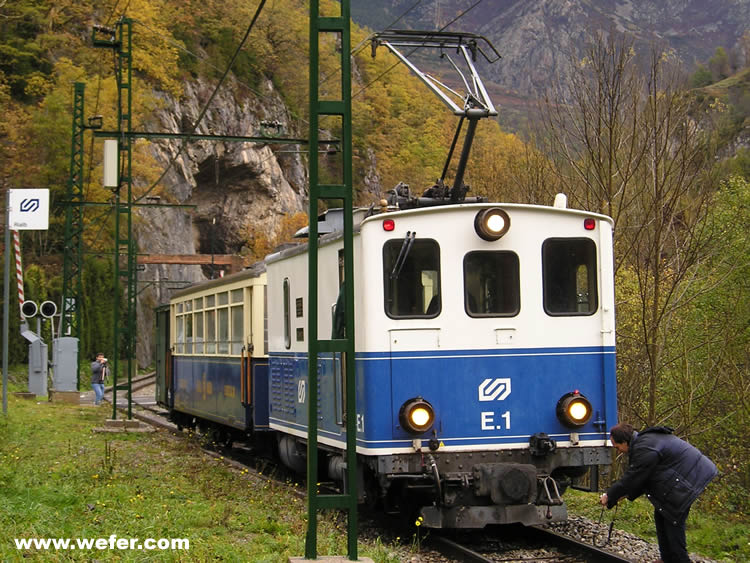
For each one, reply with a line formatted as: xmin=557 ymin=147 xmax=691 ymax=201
xmin=0 ymin=0 xmax=54 ymax=101
xmin=80 ymin=257 xmax=120 ymax=363
xmin=709 ymin=47 xmax=731 ymax=82
xmin=690 ymin=64 xmax=713 ymax=88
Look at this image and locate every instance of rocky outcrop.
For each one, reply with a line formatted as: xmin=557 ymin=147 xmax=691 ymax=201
xmin=133 ymin=76 xmax=308 ymax=366
xmin=353 ymin=0 xmax=749 ymax=97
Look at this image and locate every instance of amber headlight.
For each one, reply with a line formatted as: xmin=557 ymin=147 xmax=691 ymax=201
xmin=474 ymin=208 xmax=511 ymax=241
xmin=399 ymin=397 xmax=435 ymax=434
xmin=556 ymin=391 xmax=593 ymax=428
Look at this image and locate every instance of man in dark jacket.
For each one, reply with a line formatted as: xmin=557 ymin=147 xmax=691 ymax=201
xmin=90 ymin=353 xmax=108 ymax=406
xmin=600 ymin=423 xmax=717 ymax=563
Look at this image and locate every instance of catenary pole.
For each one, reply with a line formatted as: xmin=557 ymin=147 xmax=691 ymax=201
xmin=3 ymin=190 xmax=11 ymax=415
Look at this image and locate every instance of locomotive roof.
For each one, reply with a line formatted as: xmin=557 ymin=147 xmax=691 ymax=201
xmin=265 ymin=201 xmax=613 ymax=265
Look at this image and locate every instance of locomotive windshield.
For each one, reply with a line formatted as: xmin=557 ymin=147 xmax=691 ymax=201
xmin=542 ymin=238 xmax=598 ymax=315
xmin=463 ymin=251 xmax=520 ymax=316
xmin=383 ymin=238 xmax=440 ymax=318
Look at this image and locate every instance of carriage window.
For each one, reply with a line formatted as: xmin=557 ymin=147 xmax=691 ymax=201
xmin=206 ymin=309 xmax=216 ymax=354
xmin=383 ymin=238 xmax=440 ymax=318
xmin=175 ymin=315 xmax=184 ymax=354
xmin=218 ymin=292 xmax=228 ymax=306
xmin=218 ymin=308 xmax=229 ymax=354
xmin=194 ymin=311 xmax=204 ymax=354
xmin=543 ymin=238 xmax=598 ymax=315
xmin=464 ymin=251 xmax=520 ymax=317
xmin=231 ymin=289 xmax=243 ymax=303
xmin=231 ymin=305 xmax=243 ymax=355
xmin=185 ymin=314 xmax=193 ymax=354
xmin=206 ymin=295 xmax=215 ymax=308
xmin=194 ymin=297 xmax=203 ymax=311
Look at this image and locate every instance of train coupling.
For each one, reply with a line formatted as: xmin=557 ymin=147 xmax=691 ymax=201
xmin=538 ymin=475 xmax=564 ymax=506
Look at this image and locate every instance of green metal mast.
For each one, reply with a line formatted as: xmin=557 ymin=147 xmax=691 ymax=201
xmin=307 ymin=1 xmax=357 ymax=559
xmin=61 ymin=82 xmax=87 ymax=388
xmin=93 ymin=18 xmax=135 ymax=420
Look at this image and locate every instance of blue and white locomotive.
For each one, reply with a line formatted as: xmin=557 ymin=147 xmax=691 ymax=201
xmin=156 ymin=193 xmax=617 ymax=528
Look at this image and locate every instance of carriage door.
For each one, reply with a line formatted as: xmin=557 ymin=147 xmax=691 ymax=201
xmin=383 ymin=238 xmax=441 ymax=434
xmin=155 ymin=306 xmax=171 ymax=407
xmin=333 ymin=249 xmax=346 ymax=426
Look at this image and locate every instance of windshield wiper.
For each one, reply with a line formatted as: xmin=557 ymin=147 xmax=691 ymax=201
xmin=390 ymin=231 xmax=416 ymax=280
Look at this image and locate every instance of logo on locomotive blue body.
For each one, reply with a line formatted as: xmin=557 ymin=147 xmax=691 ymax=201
xmin=478 ymin=378 xmax=511 ymax=401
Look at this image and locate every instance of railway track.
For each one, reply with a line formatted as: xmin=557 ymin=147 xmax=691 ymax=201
xmin=426 ymin=526 xmax=632 ymax=562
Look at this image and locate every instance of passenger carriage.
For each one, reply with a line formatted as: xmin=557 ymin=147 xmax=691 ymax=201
xmin=156 ymin=264 xmax=269 ymax=441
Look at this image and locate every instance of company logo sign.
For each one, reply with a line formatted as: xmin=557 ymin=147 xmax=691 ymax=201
xmin=19 ymin=198 xmax=40 ymax=213
xmin=9 ymin=189 xmax=49 ymax=230
xmin=297 ymin=380 xmax=306 ymax=404
xmin=478 ymin=378 xmax=511 ymax=401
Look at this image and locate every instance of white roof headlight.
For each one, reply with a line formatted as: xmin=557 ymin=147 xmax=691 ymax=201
xmin=474 ymin=208 xmax=511 ymax=241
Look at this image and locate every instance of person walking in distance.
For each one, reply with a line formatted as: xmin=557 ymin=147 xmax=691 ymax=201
xmin=599 ymin=423 xmax=717 ymax=563
xmin=91 ymin=353 xmax=108 ymax=406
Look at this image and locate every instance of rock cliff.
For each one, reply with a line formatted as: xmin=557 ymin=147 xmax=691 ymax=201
xmin=133 ymin=76 xmax=307 ymax=366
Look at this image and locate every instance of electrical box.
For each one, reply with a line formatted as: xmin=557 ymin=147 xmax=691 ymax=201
xmin=52 ymin=337 xmax=79 ymax=392
xmin=28 ymin=340 xmax=48 ymax=397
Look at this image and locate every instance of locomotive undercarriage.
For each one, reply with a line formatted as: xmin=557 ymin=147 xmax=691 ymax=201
xmin=365 ymin=444 xmax=610 ymax=528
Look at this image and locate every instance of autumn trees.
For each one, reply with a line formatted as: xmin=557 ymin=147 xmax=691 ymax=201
xmin=538 ymin=31 xmax=748 ymax=507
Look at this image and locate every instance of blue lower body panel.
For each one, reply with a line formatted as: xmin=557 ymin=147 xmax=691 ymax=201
xmin=173 ymin=357 xmax=246 ymax=430
xmin=269 ymin=346 xmax=617 ymax=454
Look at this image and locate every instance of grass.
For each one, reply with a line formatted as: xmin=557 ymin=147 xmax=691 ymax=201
xmin=0 ymin=392 xmax=403 ymax=562
xmin=2 ymin=371 xmax=747 ymax=562
xmin=565 ymin=488 xmax=750 ymax=562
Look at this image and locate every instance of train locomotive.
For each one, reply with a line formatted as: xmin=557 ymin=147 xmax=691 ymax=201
xmin=155 ymin=191 xmax=617 ymax=528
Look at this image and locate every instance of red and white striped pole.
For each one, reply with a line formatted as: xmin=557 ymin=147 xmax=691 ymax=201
xmin=12 ymin=230 xmax=24 ymax=321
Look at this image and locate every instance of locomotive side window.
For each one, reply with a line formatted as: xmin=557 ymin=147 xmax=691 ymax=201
xmin=383 ymin=238 xmax=441 ymax=318
xmin=463 ymin=251 xmax=520 ymax=316
xmin=283 ymin=278 xmax=291 ymax=349
xmin=542 ymin=238 xmax=598 ymax=315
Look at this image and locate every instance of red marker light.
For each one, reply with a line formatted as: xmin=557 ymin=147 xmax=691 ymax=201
xmin=383 ymin=219 xmax=395 ymax=231
xmin=584 ymin=218 xmax=596 ymax=231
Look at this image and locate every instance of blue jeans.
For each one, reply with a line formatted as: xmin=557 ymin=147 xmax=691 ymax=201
xmin=92 ymin=383 xmax=105 ymax=405
xmin=654 ymin=507 xmax=691 ymax=563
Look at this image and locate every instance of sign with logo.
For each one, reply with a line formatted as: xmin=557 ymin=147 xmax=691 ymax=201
xmin=9 ymin=189 xmax=50 ymax=230
xmin=478 ymin=378 xmax=511 ymax=401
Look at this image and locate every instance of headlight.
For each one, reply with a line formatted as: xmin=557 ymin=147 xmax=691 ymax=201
xmin=474 ymin=208 xmax=511 ymax=241
xmin=556 ymin=391 xmax=593 ymax=428
xmin=399 ymin=397 xmax=435 ymax=434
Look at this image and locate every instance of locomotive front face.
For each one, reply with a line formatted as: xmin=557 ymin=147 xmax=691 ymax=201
xmin=355 ymin=204 xmax=617 ymax=528
xmin=265 ymin=203 xmax=616 ymax=529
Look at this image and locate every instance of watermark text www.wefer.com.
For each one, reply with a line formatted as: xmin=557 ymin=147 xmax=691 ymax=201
xmin=15 ymin=535 xmax=189 ymax=551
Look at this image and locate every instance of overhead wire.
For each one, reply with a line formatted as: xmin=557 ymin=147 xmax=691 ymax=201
xmin=320 ymin=0 xmax=424 ymax=86
xmin=351 ymin=0 xmax=484 ymax=100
